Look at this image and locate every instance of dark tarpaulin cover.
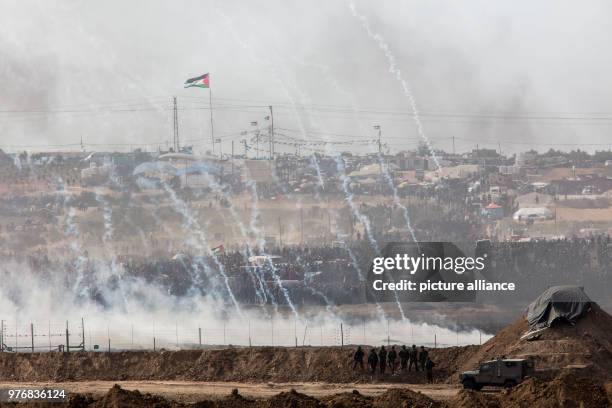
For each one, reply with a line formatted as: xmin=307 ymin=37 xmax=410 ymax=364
xmin=526 ymin=285 xmax=592 ymax=331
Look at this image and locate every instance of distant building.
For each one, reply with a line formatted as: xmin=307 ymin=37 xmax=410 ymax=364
xmin=395 ymin=152 xmax=428 ymax=171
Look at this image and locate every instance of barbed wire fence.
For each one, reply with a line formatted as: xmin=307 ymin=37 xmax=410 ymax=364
xmin=0 ymin=317 xmax=482 ymax=353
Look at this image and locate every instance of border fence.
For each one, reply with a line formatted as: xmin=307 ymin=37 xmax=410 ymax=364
xmin=0 ymin=317 xmax=484 ymax=353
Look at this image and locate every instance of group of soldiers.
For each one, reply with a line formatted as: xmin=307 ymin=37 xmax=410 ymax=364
xmin=353 ymin=345 xmax=436 ymax=383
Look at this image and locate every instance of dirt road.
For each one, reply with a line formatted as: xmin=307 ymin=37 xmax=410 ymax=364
xmin=0 ymin=381 xmax=463 ymax=403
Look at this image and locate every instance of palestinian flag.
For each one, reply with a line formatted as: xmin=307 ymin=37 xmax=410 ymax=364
xmin=211 ymin=244 xmax=224 ymax=254
xmin=184 ymin=73 xmax=210 ymax=88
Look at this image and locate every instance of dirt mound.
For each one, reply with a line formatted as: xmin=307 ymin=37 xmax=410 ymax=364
xmin=321 ymin=390 xmax=372 ymax=408
xmin=91 ymin=384 xmax=176 ymax=408
xmin=371 ymin=388 xmax=442 ymax=408
xmin=500 ymin=372 xmax=608 ymax=408
xmin=0 ymin=346 xmax=473 ymax=383
xmin=450 ymin=390 xmax=499 ymax=408
xmin=191 ymin=389 xmax=259 ymax=408
xmin=451 ymin=373 xmax=610 ymax=408
xmin=262 ymin=389 xmax=322 ymax=408
xmin=459 ymin=304 xmax=612 ymax=379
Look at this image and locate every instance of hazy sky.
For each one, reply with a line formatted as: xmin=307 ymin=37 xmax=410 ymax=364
xmin=1 ymin=0 xmax=612 ymax=154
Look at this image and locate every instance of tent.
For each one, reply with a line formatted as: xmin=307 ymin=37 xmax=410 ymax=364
xmin=523 ymin=286 xmax=592 ymax=338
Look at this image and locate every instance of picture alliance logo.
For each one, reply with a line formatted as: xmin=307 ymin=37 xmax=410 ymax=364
xmin=371 ymin=253 xmax=487 ymax=275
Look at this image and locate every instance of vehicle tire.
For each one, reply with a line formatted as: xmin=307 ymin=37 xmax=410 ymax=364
xmin=462 ymin=378 xmax=477 ymax=390
xmin=504 ymin=380 xmax=517 ymax=388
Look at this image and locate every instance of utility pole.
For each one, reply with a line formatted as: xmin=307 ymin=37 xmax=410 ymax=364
xmin=231 ymin=141 xmax=234 ymax=178
xmin=251 ymin=121 xmax=259 ymax=159
xmin=65 ymin=321 xmax=70 ymax=353
xmin=452 ymin=136 xmax=456 ymax=156
xmin=209 ymin=79 xmax=215 ymax=155
xmin=278 ymin=217 xmax=283 ymax=247
xmin=173 ymin=96 xmax=179 ymax=152
xmin=269 ymin=105 xmax=274 ymax=160
xmin=374 ymin=125 xmax=382 ymax=175
xmin=387 ymin=319 xmax=390 ymax=346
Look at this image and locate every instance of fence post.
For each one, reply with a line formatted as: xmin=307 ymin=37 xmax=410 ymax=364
xmin=199 ymin=327 xmax=202 ymax=347
xmin=340 ymin=323 xmax=344 ymax=349
xmin=153 ymin=337 xmax=156 ymax=351
xmin=387 ymin=319 xmax=390 ymax=346
xmin=65 ymin=321 xmax=69 ymax=353
xmin=363 ymin=319 xmax=366 ymax=345
xmin=31 ymin=323 xmax=34 ymax=353
xmin=108 ymin=338 xmax=110 ymax=353
xmin=320 ymin=326 xmax=323 ymax=346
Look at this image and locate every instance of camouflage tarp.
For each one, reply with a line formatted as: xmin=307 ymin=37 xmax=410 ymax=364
xmin=526 ymin=285 xmax=592 ymax=331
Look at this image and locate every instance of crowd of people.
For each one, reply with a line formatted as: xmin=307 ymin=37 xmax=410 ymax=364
xmin=481 ymin=234 xmax=611 ymax=302
xmin=353 ymin=345 xmax=436 ymax=382
xmin=1 ymin=233 xmax=609 ymax=308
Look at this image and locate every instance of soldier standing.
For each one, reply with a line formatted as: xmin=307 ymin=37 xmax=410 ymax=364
xmin=353 ymin=346 xmax=365 ymax=371
xmin=399 ymin=345 xmax=409 ymax=371
xmin=408 ymin=344 xmax=419 ymax=372
xmin=425 ymin=357 xmax=436 ymax=383
xmin=419 ymin=346 xmax=428 ymax=371
xmin=388 ymin=346 xmax=398 ymax=374
xmin=378 ymin=346 xmax=387 ymax=374
xmin=368 ymin=348 xmax=379 ymax=374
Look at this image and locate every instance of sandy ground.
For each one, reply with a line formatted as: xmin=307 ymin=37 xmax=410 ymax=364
xmin=0 ymin=381 xmax=470 ymax=402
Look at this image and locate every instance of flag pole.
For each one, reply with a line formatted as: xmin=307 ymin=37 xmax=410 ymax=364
xmin=209 ymin=77 xmax=215 ymax=155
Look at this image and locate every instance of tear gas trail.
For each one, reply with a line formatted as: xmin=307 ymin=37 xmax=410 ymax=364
xmin=291 ymin=56 xmax=419 ymax=243
xmin=348 ymin=1 xmax=441 ymax=171
xmin=245 ymin=176 xmax=300 ymax=317
xmin=376 ymin=155 xmax=419 ymax=243
xmin=335 ymin=154 xmax=379 ymax=253
xmin=264 ymin=57 xmax=398 ymax=318
xmin=212 ymin=4 xmax=324 ymax=318
xmin=93 ymin=188 xmax=130 ymax=308
xmin=280 ymin=84 xmax=406 ymax=320
xmin=200 ymin=171 xmax=274 ymax=308
xmin=160 ymin=181 xmax=243 ymax=317
xmin=56 ymin=179 xmax=89 ymax=300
